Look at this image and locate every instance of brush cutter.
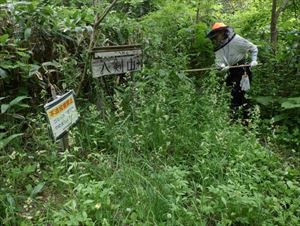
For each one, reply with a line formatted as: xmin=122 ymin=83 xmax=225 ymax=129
xmin=183 ymin=64 xmax=259 ymax=91
xmin=183 ymin=64 xmax=253 ymax=72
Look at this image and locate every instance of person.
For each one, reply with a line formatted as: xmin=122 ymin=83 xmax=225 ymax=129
xmin=207 ymin=22 xmax=258 ymax=123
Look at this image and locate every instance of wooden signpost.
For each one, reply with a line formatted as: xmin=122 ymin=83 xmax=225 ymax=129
xmin=91 ymin=45 xmax=142 ymax=77
xmin=91 ymin=44 xmax=143 ymax=117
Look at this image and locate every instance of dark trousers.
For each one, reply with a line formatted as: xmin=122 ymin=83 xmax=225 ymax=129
xmin=226 ymin=66 xmax=252 ymax=120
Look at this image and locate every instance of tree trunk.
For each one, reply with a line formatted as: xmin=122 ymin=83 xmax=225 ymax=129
xmin=271 ymin=0 xmax=278 ymax=53
xmin=270 ymin=0 xmax=290 ymax=54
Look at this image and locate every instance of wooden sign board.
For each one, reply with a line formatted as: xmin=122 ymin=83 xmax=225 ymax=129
xmin=44 ymin=90 xmax=79 ymax=140
xmin=91 ymin=45 xmax=142 ymax=77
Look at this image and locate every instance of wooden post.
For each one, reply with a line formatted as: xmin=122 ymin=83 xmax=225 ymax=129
xmin=61 ymin=135 xmax=69 ymax=152
xmin=130 ymin=72 xmax=136 ymax=122
xmin=95 ymin=77 xmax=106 ymax=118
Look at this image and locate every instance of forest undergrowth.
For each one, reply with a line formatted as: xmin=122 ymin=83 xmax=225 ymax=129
xmin=1 ymin=1 xmax=300 ymax=225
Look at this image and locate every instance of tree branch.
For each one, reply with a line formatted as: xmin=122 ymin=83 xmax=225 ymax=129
xmin=76 ymin=0 xmax=118 ymax=96
xmin=275 ymin=0 xmax=290 ymax=18
xmin=95 ymin=0 xmax=118 ymax=29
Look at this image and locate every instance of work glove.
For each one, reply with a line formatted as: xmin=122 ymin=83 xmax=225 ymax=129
xmin=220 ymin=63 xmax=230 ymax=72
xmin=240 ymin=74 xmax=250 ymax=91
xmin=250 ymin=60 xmax=258 ymax=67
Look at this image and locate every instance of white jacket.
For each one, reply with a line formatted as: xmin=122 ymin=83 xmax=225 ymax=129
xmin=214 ymin=28 xmax=258 ymax=67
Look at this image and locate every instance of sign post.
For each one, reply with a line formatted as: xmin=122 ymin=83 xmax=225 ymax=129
xmin=91 ymin=44 xmax=143 ymax=115
xmin=91 ymin=45 xmax=142 ymax=77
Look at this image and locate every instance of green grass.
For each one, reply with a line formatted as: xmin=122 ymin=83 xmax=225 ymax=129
xmin=1 ymin=2 xmax=300 ymax=225
xmin=1 ymin=70 xmax=300 ymax=225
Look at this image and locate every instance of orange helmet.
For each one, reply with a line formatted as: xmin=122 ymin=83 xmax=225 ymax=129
xmin=211 ymin=22 xmax=227 ymax=30
xmin=207 ymin=22 xmax=228 ymax=38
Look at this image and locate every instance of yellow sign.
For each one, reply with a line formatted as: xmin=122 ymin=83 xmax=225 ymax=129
xmin=44 ymin=90 xmax=79 ymax=140
xmin=48 ymin=97 xmax=74 ymax=118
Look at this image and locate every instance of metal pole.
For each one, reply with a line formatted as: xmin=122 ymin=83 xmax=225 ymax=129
xmin=183 ymin=64 xmax=252 ymax=72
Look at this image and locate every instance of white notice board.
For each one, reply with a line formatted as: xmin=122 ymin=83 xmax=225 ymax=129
xmin=91 ymin=45 xmax=142 ymax=77
xmin=44 ymin=90 xmax=79 ymax=140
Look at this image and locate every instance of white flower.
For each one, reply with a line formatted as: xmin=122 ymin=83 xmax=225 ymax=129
xmin=95 ymin=203 xmax=101 ymax=209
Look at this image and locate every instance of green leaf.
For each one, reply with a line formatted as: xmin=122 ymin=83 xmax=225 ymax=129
xmin=6 ymin=193 xmax=16 ymax=208
xmin=281 ymin=97 xmax=300 ymax=109
xmin=0 ymin=133 xmax=23 ymax=150
xmin=0 ymin=68 xmax=7 ymax=78
xmin=0 ymin=60 xmax=19 ymax=69
xmin=0 ymin=132 xmax=6 ymax=140
xmin=30 ymin=182 xmax=45 ymax=198
xmin=254 ymin=96 xmax=276 ymax=106
xmin=59 ymin=179 xmax=75 ymax=185
xmin=272 ymin=113 xmax=289 ymax=122
xmin=9 ymin=96 xmax=30 ymax=106
xmin=26 ymin=184 xmax=33 ymax=194
xmin=24 ymin=28 xmax=32 ymax=41
xmin=42 ymin=61 xmax=60 ymax=68
xmin=17 ymin=104 xmax=30 ymax=108
xmin=10 ymin=113 xmax=26 ymax=120
xmin=221 ymin=196 xmax=227 ymax=206
xmin=24 ymin=164 xmax=37 ymax=174
xmin=29 ymin=64 xmax=41 ymax=77
xmin=281 ymin=102 xmax=300 ymax=109
xmin=16 ymin=51 xmax=31 ymax=58
xmin=0 ymin=34 xmax=9 ymax=44
xmin=1 ymin=104 xmax=9 ymax=113
xmin=1 ymin=96 xmax=29 ymax=113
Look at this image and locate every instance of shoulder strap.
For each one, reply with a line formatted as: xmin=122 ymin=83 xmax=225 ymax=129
xmin=214 ymin=33 xmax=236 ymax=52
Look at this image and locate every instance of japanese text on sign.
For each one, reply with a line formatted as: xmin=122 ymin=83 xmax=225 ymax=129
xmin=92 ymin=46 xmax=142 ymax=77
xmin=44 ymin=90 xmax=79 ymax=140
